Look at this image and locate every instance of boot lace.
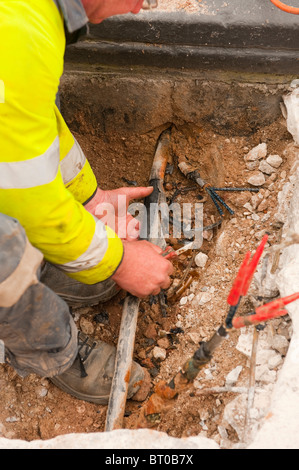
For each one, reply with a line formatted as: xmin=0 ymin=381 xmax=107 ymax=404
xmin=77 ymin=332 xmax=97 ymax=378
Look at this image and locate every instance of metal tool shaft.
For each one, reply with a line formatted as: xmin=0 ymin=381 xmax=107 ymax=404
xmin=105 ymin=129 xmax=171 ymax=431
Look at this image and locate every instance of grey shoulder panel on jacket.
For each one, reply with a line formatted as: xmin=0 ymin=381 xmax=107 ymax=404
xmin=54 ymin=0 xmax=88 ymax=33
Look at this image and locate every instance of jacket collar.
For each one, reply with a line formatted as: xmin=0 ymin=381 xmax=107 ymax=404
xmin=54 ymin=0 xmax=88 ymax=33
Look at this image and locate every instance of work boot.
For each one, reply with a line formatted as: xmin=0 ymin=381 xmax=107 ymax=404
xmin=50 ymin=332 xmax=150 ymax=405
xmin=40 ymin=262 xmax=120 ymax=308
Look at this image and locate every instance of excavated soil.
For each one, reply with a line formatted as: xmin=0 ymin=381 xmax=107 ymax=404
xmin=158 ymin=0 xmax=217 ymax=14
xmin=0 ymin=115 xmax=296 ymax=446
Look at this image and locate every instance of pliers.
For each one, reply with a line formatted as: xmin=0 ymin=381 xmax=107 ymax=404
xmin=225 ymin=234 xmax=299 ymax=329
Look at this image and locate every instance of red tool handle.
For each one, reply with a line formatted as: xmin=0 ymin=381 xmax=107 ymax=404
xmin=232 ymin=309 xmax=288 ymax=329
xmin=227 ymin=251 xmax=251 ymax=306
xmin=227 ymin=234 xmax=269 ymax=307
xmin=232 ymin=292 xmax=299 ymax=329
xmin=256 ymin=292 xmax=299 ymax=316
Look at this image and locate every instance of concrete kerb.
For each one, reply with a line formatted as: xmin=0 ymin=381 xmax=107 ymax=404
xmin=0 ymin=428 xmax=219 ymax=450
xmin=248 ymin=162 xmax=299 ymax=449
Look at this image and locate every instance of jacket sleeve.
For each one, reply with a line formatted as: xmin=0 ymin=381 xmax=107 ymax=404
xmin=0 ymin=0 xmax=123 ymax=284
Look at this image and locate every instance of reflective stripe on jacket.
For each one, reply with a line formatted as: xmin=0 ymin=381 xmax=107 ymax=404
xmin=0 ymin=0 xmax=123 ymax=284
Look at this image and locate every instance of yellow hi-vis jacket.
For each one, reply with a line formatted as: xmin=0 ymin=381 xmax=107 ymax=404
xmin=0 ymin=0 xmax=124 ymax=284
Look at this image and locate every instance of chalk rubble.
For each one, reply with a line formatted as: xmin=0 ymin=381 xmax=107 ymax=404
xmin=244 ymin=143 xmax=267 ymax=162
xmin=247 ymin=172 xmax=266 ymax=187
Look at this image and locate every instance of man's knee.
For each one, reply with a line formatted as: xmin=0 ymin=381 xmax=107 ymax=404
xmin=0 ymin=213 xmax=43 ymax=309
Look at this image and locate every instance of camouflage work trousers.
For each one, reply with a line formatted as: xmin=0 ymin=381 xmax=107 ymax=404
xmin=0 ymin=213 xmax=78 ymax=377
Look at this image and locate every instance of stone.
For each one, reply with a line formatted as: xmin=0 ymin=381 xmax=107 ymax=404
xmin=202 ymin=230 xmax=213 ymax=241
xmin=79 ymin=317 xmax=94 ymax=336
xmin=152 ymin=346 xmax=167 ymax=361
xmin=204 ymin=369 xmax=214 ymax=381
xmin=255 ymin=365 xmax=277 ymax=384
xmin=247 ymin=172 xmax=266 ymax=187
xmin=199 ymin=409 xmax=210 ymax=421
xmin=244 ymin=143 xmax=267 ymax=162
xmin=194 ymin=252 xmax=208 ymax=268
xmin=253 ymin=265 xmax=279 ymax=299
xmin=0 ymin=429 xmax=220 ymax=449
xmin=236 ymin=330 xmax=273 ymax=361
xmin=35 ymin=386 xmax=48 ymax=398
xmin=144 ymin=323 xmax=157 ymax=340
xmin=193 ymin=292 xmax=212 ymax=306
xmin=257 ymin=199 xmax=269 ymax=212
xmin=249 ymin=408 xmax=260 ymax=420
xmin=252 ymin=386 xmax=273 ymax=417
xmin=5 ymin=417 xmax=19 ymax=423
xmin=215 ymin=231 xmax=231 ymax=257
xmin=243 ymin=202 xmax=253 ymax=212
xmin=225 ymin=366 xmax=243 ymax=387
xmin=157 ymin=337 xmax=170 ymax=349
xmin=137 ymin=349 xmax=147 ymax=360
xmin=277 ymin=324 xmax=292 ymax=341
xmin=222 ymin=394 xmax=247 ymax=440
xmin=271 ymin=335 xmax=289 ymax=356
xmin=217 ymin=425 xmax=228 ymax=439
xmin=269 ymin=173 xmax=278 ymax=184
xmin=274 ymin=181 xmax=294 ymax=224
xmin=256 ymin=349 xmax=279 ymax=366
xmin=268 ymin=354 xmax=283 ymax=370
xmin=266 ymin=154 xmax=283 ymax=168
xmin=246 ymin=161 xmax=259 ymax=171
xmin=180 ymin=296 xmax=188 ymax=305
xmin=187 ymin=331 xmax=201 ymax=344
xmin=251 ymin=194 xmax=260 ymax=210
xmin=261 ymin=213 xmax=271 ymax=222
xmin=251 ymin=213 xmax=260 ymax=221
xmin=259 ymin=160 xmax=276 ymax=175
xmin=233 ymin=192 xmax=252 ymax=207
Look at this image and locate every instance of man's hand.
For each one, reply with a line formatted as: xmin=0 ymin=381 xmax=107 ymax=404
xmin=81 ymin=0 xmax=144 ymax=23
xmin=111 ymin=239 xmax=174 ymax=298
xmin=84 ymin=186 xmax=153 ymax=241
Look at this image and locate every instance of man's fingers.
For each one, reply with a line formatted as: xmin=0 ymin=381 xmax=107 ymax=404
xmin=151 ymin=288 xmax=161 ymax=296
xmin=150 ymin=274 xmax=172 ymax=296
xmin=160 ymin=275 xmax=172 ymax=290
xmin=122 ymin=186 xmax=154 ymax=202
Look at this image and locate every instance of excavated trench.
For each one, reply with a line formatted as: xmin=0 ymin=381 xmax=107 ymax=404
xmin=1 ymin=1 xmax=299 ymax=450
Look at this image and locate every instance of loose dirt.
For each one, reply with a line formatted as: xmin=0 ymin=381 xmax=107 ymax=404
xmin=157 ymin=0 xmax=219 ymax=15
xmin=0 ymin=116 xmax=296 ymax=446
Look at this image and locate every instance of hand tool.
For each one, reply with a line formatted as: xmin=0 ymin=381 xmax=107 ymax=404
xmin=105 ymin=128 xmax=171 ymax=431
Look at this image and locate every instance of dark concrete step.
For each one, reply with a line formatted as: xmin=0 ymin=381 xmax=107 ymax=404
xmin=65 ymin=0 xmax=299 ymax=74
